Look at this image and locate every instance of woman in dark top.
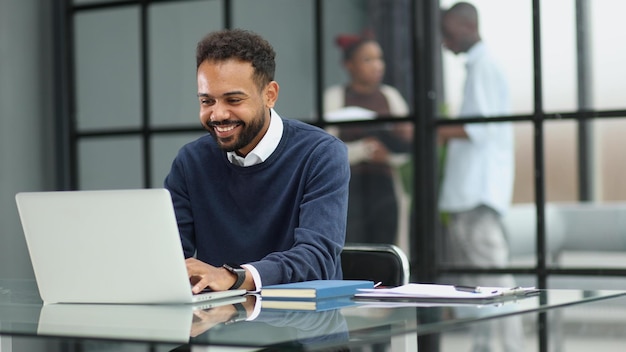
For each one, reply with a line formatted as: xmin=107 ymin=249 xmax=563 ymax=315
xmin=324 ymin=32 xmax=412 ymax=247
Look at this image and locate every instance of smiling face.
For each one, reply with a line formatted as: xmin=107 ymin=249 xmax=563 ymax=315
xmin=197 ymin=58 xmax=279 ymax=156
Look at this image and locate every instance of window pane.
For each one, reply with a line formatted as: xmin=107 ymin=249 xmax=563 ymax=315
xmin=322 ymin=0 xmax=369 ymax=120
xmin=531 ymin=118 xmax=626 ymax=270
xmin=554 ymin=202 xmax=626 ymax=270
xmin=505 ymin=203 xmax=567 ymax=268
xmin=597 ymin=118 xmax=626 ymax=200
xmin=74 ymin=7 xmax=141 ymax=130
xmin=148 ymin=1 xmax=223 ymax=127
xmin=440 ymin=0 xmax=533 ymax=117
xmin=591 ymin=2 xmax=626 ymax=110
xmin=232 ymin=0 xmax=315 ymax=121
xmin=78 ymin=137 xmax=142 ymax=190
xmin=545 ymin=120 xmax=579 ymax=202
xmin=151 ymin=132 xmax=206 ymax=189
xmin=510 ymin=122 xmax=573 ymax=268
xmin=541 ymin=0 xmax=577 ymax=113
xmin=330 ymin=122 xmax=413 ymax=256
xmin=322 ymin=0 xmax=413 ymax=122
xmin=73 ymin=0 xmax=128 ymax=5
xmin=437 ymin=120 xmax=521 ymax=274
xmin=511 ymin=121 xmax=576 ymax=268
xmin=512 ymin=121 xmax=535 ymax=204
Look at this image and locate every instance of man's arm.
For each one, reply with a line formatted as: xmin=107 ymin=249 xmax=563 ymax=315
xmin=438 ymin=124 xmax=468 ymax=144
xmin=164 ymin=133 xmax=349 ymax=290
xmin=186 ymin=258 xmax=256 ymax=292
xmin=164 ymin=155 xmax=197 ymax=258
xmin=249 ymin=137 xmax=350 ymax=286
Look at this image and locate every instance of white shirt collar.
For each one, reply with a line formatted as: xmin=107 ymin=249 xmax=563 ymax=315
xmin=227 ymin=109 xmax=283 ymax=167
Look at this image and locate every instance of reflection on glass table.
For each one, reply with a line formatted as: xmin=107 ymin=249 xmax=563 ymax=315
xmin=1 ymin=279 xmax=625 ymax=351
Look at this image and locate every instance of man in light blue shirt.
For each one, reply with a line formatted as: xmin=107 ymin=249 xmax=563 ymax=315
xmin=439 ymin=3 xmax=522 ymax=352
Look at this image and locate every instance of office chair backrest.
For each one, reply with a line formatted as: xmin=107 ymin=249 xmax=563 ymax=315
xmin=341 ymin=243 xmax=410 ymax=287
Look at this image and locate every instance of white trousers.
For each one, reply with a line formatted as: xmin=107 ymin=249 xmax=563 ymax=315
xmin=444 ymin=205 xmax=524 ymax=352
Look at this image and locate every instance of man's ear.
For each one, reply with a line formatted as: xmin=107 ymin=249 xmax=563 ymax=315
xmin=264 ymin=81 xmax=280 ymax=108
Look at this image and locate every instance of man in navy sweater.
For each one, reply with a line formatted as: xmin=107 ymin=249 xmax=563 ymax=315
xmin=164 ymin=29 xmax=350 ymax=293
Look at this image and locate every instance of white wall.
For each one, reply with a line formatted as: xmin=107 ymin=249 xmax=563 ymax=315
xmin=0 ymin=0 xmax=55 ymax=279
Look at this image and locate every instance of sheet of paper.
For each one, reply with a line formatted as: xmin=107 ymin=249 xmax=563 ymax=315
xmin=355 ymin=284 xmax=537 ymax=300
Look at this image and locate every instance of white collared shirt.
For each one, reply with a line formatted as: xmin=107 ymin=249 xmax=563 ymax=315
xmin=227 ymin=109 xmax=283 ymax=167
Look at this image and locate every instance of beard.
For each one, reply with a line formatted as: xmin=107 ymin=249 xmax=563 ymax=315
xmin=206 ymin=107 xmax=267 ymax=153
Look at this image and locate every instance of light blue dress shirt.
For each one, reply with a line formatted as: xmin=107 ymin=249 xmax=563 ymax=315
xmin=439 ymin=41 xmax=514 ymax=216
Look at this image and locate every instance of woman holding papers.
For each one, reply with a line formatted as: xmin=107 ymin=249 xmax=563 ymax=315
xmin=323 ymin=31 xmax=412 ymax=247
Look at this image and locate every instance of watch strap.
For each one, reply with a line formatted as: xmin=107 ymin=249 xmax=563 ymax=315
xmin=223 ymin=263 xmax=245 ymax=290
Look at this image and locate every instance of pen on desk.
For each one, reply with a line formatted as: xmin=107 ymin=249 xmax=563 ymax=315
xmin=374 ymin=281 xmax=383 ymax=288
xmin=454 ymin=285 xmax=500 ymax=294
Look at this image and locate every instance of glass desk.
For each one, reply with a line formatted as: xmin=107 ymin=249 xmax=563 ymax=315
xmin=1 ymin=279 xmax=626 ymax=351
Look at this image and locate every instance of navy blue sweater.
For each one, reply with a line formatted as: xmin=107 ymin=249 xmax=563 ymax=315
xmin=164 ymin=118 xmax=350 ymax=286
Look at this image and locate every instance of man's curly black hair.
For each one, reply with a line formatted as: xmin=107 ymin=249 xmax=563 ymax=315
xmin=196 ymin=28 xmax=276 ymax=91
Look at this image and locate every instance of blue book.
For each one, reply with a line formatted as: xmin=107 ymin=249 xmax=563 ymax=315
xmin=260 ymin=280 xmax=374 ymax=300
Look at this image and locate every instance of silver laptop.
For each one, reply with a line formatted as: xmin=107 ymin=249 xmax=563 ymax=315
xmin=15 ymin=188 xmax=246 ymax=304
xmin=38 ymin=295 xmax=247 ymax=342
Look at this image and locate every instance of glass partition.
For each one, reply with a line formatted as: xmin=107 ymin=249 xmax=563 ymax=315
xmin=148 ymin=1 xmax=223 ymax=127
xmin=544 ymin=120 xmax=579 ymax=202
xmin=550 ymin=117 xmax=626 ymax=270
xmin=541 ymin=0 xmax=578 ymax=113
xmin=319 ymin=0 xmax=414 ymax=256
xmin=440 ymin=0 xmax=534 ymax=117
xmin=151 ymin=132 xmax=206 ymax=189
xmin=590 ymin=2 xmax=626 ymax=111
xmin=73 ymin=0 xmax=128 ymax=4
xmin=596 ymin=118 xmax=626 ymax=201
xmin=322 ymin=0 xmax=414 ymax=121
xmin=74 ymin=7 xmax=141 ymax=130
xmin=322 ymin=0 xmax=370 ymax=120
xmin=232 ymin=0 xmax=316 ymax=121
xmin=78 ymin=137 xmax=142 ymax=190
xmin=436 ymin=119 xmax=524 ymax=272
xmin=327 ymin=121 xmax=413 ymax=258
xmin=512 ymin=121 xmax=535 ymax=204
xmin=60 ymin=0 xmax=626 ymax=319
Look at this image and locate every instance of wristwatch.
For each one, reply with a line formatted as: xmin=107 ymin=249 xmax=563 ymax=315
xmin=223 ymin=263 xmax=246 ymax=290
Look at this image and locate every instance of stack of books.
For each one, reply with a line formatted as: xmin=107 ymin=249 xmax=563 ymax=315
xmin=260 ymin=279 xmax=374 ymax=311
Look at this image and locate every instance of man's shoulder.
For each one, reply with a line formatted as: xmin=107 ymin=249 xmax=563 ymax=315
xmin=282 ymin=118 xmax=328 ymax=136
xmin=281 ymin=118 xmax=346 ymax=151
